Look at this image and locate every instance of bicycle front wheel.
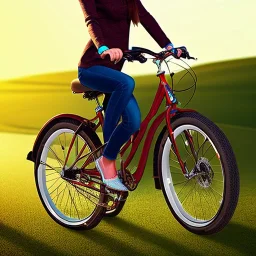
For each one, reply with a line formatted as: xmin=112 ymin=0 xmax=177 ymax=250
xmin=35 ymin=119 xmax=106 ymax=229
xmin=155 ymin=112 xmax=239 ymax=234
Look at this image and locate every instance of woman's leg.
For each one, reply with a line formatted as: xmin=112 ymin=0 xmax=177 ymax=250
xmin=102 ymin=94 xmax=141 ymax=160
xmin=78 ymin=66 xmax=141 ymax=179
xmin=99 ymin=95 xmax=140 ymax=181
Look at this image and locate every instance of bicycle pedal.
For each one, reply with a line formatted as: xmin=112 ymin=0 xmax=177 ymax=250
xmin=118 ymin=197 xmax=128 ymax=202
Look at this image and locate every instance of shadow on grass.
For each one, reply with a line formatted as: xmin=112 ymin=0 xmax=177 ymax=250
xmin=203 ymin=222 xmax=256 ymax=255
xmin=0 ymin=222 xmax=67 ymax=256
xmin=73 ymin=228 xmax=146 ymax=256
xmin=75 ymin=217 xmax=201 ymax=256
xmin=103 ymin=218 xmax=256 ymax=256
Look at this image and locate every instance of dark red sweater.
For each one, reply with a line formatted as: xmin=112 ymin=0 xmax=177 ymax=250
xmin=78 ymin=0 xmax=171 ymax=71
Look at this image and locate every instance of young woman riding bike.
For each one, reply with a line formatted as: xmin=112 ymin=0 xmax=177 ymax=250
xmin=77 ymin=0 xmax=183 ymax=191
xmin=27 ymin=0 xmax=239 ymax=234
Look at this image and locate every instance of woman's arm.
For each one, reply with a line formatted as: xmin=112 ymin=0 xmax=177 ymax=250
xmin=136 ymin=0 xmax=172 ymax=49
xmin=78 ymin=0 xmax=108 ymax=51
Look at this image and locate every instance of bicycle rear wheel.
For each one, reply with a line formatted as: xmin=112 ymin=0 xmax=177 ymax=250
xmin=155 ymin=112 xmax=239 ymax=234
xmin=35 ymin=119 xmax=106 ymax=229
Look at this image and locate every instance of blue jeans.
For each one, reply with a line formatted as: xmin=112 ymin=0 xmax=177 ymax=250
xmin=78 ymin=65 xmax=141 ymax=160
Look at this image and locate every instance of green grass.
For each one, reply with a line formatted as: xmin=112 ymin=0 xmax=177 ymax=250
xmin=0 ymin=57 xmax=256 ymax=255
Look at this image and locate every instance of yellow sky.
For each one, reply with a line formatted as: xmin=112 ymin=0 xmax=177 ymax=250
xmin=0 ymin=0 xmax=255 ymax=80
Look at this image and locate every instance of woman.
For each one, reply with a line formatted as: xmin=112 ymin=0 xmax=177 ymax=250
xmin=78 ymin=0 xmax=181 ymax=191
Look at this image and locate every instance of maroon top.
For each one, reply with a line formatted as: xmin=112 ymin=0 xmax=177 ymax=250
xmin=78 ymin=0 xmax=171 ymax=71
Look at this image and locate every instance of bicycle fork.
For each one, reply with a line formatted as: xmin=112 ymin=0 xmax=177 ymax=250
xmin=166 ymin=107 xmax=189 ymax=176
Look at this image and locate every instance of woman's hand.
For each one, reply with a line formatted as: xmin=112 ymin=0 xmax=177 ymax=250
xmin=165 ymin=44 xmax=183 ymax=58
xmin=101 ymin=48 xmax=123 ymax=64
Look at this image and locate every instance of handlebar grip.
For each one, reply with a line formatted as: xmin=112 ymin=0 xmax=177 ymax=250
xmin=103 ymin=54 xmax=111 ymax=61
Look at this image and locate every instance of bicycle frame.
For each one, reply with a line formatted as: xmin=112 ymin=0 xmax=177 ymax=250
xmin=62 ymin=70 xmax=195 ymax=189
xmin=117 ymin=71 xmax=195 ymax=183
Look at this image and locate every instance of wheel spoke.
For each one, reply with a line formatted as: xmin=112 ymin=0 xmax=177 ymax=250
xmin=40 ymin=161 xmax=60 ymax=173
xmin=46 ymin=176 xmax=60 ymax=183
xmin=67 ymin=184 xmax=80 ymax=220
xmin=191 ymin=183 xmax=197 ymax=220
xmin=170 ymin=170 xmax=184 ymax=175
xmin=176 ymin=179 xmax=191 ymax=196
xmin=75 ymin=136 xmax=79 ymax=158
xmin=212 ymin=179 xmax=224 ymax=183
xmin=204 ymin=188 xmax=219 ymax=212
xmin=201 ymin=188 xmax=216 ymax=213
xmin=170 ymin=147 xmax=180 ymax=164
xmin=173 ymin=180 xmax=189 ymax=186
xmin=208 ymin=153 xmax=218 ymax=163
xmin=196 ymin=184 xmax=205 ymax=220
xmin=51 ymin=183 xmax=66 ymax=203
xmin=71 ymin=184 xmax=101 ymax=207
xmin=46 ymin=146 xmax=64 ymax=167
xmin=64 ymin=132 xmax=67 ymax=151
xmin=169 ymin=165 xmax=184 ymax=173
xmin=180 ymin=180 xmax=197 ymax=205
xmin=58 ymin=133 xmax=66 ymax=160
xmin=209 ymin=185 xmax=223 ymax=198
xmin=49 ymin=180 xmax=64 ymax=195
xmin=202 ymin=144 xmax=212 ymax=157
xmin=196 ymin=132 xmax=200 ymax=151
xmin=58 ymin=184 xmax=67 ymax=207
xmin=196 ymin=137 xmax=208 ymax=157
xmin=181 ymin=133 xmax=196 ymax=163
xmin=46 ymin=171 xmax=60 ymax=177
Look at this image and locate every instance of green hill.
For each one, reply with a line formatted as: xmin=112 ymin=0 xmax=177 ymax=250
xmin=0 ymin=57 xmax=255 ymax=134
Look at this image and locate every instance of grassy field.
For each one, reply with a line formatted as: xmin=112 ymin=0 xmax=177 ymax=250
xmin=0 ymin=57 xmax=256 ymax=255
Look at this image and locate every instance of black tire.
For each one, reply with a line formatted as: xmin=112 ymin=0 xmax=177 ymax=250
xmin=104 ymin=191 xmax=128 ymax=217
xmin=35 ymin=118 xmax=106 ymax=230
xmin=154 ymin=112 xmax=240 ymax=235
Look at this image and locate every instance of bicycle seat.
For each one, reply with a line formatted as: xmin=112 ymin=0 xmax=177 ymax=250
xmin=71 ymin=78 xmax=103 ymax=98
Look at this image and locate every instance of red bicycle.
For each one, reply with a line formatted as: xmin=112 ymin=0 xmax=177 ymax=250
xmin=27 ymin=47 xmax=239 ymax=234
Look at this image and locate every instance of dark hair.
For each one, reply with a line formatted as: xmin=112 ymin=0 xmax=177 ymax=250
xmin=127 ymin=0 xmax=140 ymax=26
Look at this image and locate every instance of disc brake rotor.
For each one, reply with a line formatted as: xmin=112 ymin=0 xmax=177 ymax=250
xmin=195 ymin=157 xmax=214 ymax=188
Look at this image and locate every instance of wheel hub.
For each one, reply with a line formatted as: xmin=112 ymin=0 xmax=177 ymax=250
xmin=62 ymin=166 xmax=80 ymax=180
xmin=195 ymin=157 xmax=214 ymax=188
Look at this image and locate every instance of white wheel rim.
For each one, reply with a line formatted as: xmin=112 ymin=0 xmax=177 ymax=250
xmin=162 ymin=125 xmax=224 ymax=228
xmin=37 ymin=128 xmax=99 ymax=226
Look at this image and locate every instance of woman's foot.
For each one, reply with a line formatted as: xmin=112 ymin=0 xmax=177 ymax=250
xmin=95 ymin=156 xmax=128 ymax=191
xmin=99 ymin=155 xmax=117 ymax=179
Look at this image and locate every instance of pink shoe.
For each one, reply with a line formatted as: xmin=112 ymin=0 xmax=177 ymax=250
xmin=95 ymin=157 xmax=128 ymax=192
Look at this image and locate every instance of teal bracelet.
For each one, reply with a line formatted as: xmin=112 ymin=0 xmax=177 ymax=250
xmin=98 ymin=45 xmax=109 ymax=55
xmin=165 ymin=42 xmax=174 ymax=49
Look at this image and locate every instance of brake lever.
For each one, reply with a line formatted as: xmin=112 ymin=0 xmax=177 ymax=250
xmin=182 ymin=49 xmax=197 ymax=60
xmin=185 ymin=51 xmax=197 ymax=60
xmin=188 ymin=56 xmax=197 ymax=60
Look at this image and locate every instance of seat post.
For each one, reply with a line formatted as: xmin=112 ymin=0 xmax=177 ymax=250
xmin=94 ymin=96 xmax=105 ymax=126
xmin=95 ymin=96 xmax=103 ymax=113
xmin=95 ymin=97 xmax=101 ymax=108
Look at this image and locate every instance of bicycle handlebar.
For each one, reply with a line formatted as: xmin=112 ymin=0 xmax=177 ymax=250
xmin=103 ymin=46 xmax=197 ymax=64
